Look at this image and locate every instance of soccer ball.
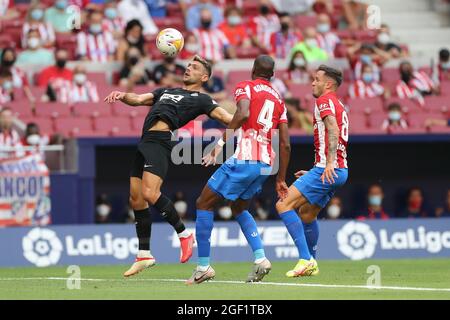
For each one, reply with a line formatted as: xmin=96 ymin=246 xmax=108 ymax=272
xmin=156 ymin=28 xmax=184 ymax=57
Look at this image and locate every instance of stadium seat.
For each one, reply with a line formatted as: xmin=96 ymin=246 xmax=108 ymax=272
xmin=347 ymin=97 xmax=384 ymax=114
xmin=87 ymin=72 xmax=109 ymax=87
xmin=336 ymin=82 xmax=349 ymax=98
xmin=235 ymin=47 xmax=262 ymax=59
xmin=408 ymin=112 xmax=444 ymax=128
xmin=381 ymin=68 xmax=400 ymax=83
xmin=428 ymin=125 xmax=450 ymax=134
xmin=440 ymin=81 xmax=450 ymax=96
xmin=20 ymin=117 xmax=54 ymax=135
xmin=94 ymin=117 xmax=137 ymax=137
xmin=72 ymin=102 xmax=112 ymax=118
xmin=384 ymin=97 xmax=423 ymax=113
xmin=0 ymin=34 xmax=16 ymax=48
xmin=9 ymin=100 xmax=34 ymax=118
xmin=153 ymin=17 xmax=185 ymax=31
xmin=166 ymin=2 xmax=184 ymax=18
xmin=353 ymin=30 xmax=377 ymax=42
xmin=423 ymin=96 xmax=449 ymax=113
xmin=28 ymin=87 xmax=47 ymax=100
xmin=34 ymin=102 xmax=72 ymax=118
xmin=348 ymin=113 xmax=369 ymax=132
xmin=289 ymin=84 xmax=314 ymax=101
xmin=368 ymin=112 xmax=389 ymax=129
xmin=111 ymin=103 xmax=150 ymax=118
xmin=131 ymin=117 xmax=145 ymax=131
xmin=294 ymin=15 xmax=318 ymax=30
xmin=54 ymin=117 xmax=96 ymax=137
xmin=227 ymin=70 xmax=251 ymax=94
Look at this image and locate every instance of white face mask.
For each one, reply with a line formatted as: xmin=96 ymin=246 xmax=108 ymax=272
xmin=388 ymin=111 xmax=401 ymax=121
xmin=174 ymin=200 xmax=188 ymax=215
xmin=185 ymin=43 xmax=199 ymax=52
xmin=97 ymin=204 xmax=111 ymax=217
xmin=327 ymin=204 xmax=341 ymax=219
xmin=305 ymin=38 xmax=317 ymax=48
xmin=218 ymin=206 xmax=232 ymax=220
xmin=293 ymin=58 xmax=306 ymax=67
xmin=377 ymin=32 xmax=390 ymax=45
xmin=74 ymin=73 xmax=86 ymax=84
xmin=26 ymin=134 xmax=40 ymax=145
xmin=28 ymin=37 xmax=40 ymax=49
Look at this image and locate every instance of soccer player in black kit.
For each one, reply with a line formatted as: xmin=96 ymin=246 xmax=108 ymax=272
xmin=104 ymin=56 xmax=232 ymax=277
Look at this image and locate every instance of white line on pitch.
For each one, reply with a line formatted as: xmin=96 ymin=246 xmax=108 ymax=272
xmin=1 ymin=277 xmax=450 ymax=293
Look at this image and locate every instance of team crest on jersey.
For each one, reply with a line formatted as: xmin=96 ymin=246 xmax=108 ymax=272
xmin=160 ymin=93 xmax=184 ymax=103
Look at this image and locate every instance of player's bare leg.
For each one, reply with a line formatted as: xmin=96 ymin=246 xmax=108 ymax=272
xmin=297 ymin=202 xmax=322 ymax=275
xmin=186 ymin=185 xmax=221 ymax=285
xmin=141 ymin=171 xmax=194 ymax=263
xmin=276 ymin=186 xmax=317 ymax=277
xmin=231 ymin=199 xmax=271 ymax=283
xmin=124 ymin=177 xmax=156 ymax=277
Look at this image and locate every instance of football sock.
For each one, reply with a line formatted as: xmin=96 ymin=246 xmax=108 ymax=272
xmin=235 ymin=210 xmax=265 ymax=262
xmin=303 ymin=220 xmax=319 ymax=259
xmin=196 ymin=210 xmax=214 ymax=267
xmin=154 ymin=194 xmax=186 ymax=233
xmin=280 ymin=210 xmax=311 ymax=260
xmin=134 ymin=208 xmax=151 ymax=251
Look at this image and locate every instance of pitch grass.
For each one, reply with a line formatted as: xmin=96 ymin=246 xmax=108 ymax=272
xmin=0 ymin=259 xmax=450 ymax=300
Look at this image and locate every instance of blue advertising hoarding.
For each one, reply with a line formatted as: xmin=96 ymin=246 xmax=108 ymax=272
xmin=0 ymin=218 xmax=449 ymax=267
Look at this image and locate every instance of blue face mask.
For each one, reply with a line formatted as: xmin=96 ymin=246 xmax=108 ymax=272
xmin=317 ymin=23 xmax=330 ymax=33
xmin=31 ymin=9 xmax=44 ymax=21
xmin=388 ymin=111 xmax=402 ymax=122
xmin=362 ymin=73 xmax=373 ymax=83
xmin=90 ymin=24 xmax=103 ymax=34
xmin=2 ymin=81 xmax=13 ymax=91
xmin=55 ymin=0 xmax=67 ymax=10
xmin=369 ymin=195 xmax=382 ymax=206
xmin=360 ymin=54 xmax=372 ymax=65
xmin=104 ymin=8 xmax=117 ymax=20
xmin=441 ymin=61 xmax=450 ymax=70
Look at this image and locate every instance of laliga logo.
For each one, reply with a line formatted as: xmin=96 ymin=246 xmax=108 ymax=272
xmin=337 ymin=221 xmax=377 ymax=260
xmin=22 ymin=228 xmax=63 ymax=267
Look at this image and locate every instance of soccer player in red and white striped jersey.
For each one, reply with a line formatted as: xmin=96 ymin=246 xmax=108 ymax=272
xmin=276 ymin=65 xmax=348 ymax=278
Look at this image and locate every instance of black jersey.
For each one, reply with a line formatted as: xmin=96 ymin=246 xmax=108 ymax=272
xmin=141 ymin=87 xmax=218 ymax=134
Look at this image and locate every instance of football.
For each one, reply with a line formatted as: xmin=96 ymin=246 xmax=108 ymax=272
xmin=156 ymin=28 xmax=184 ymax=57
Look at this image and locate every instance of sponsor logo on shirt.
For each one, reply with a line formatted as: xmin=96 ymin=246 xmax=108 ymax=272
xmin=160 ymin=93 xmax=185 ymax=103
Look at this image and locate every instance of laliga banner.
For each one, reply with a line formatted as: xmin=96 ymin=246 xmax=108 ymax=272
xmin=0 ymin=154 xmax=51 ymax=227
xmin=0 ymin=219 xmax=449 ymax=267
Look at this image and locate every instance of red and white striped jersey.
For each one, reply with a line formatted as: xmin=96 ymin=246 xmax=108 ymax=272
xmin=11 ymin=66 xmax=28 ymax=88
xmin=233 ymin=78 xmax=288 ymax=166
xmin=22 ymin=22 xmax=55 ymax=48
xmin=395 ymin=71 xmax=434 ymax=106
xmin=248 ymin=14 xmax=280 ymax=49
xmin=348 ymin=80 xmax=384 ymax=98
xmin=102 ymin=17 xmax=126 ymax=35
xmin=0 ymin=129 xmax=24 ymax=159
xmin=192 ymin=28 xmax=230 ymax=62
xmin=0 ymin=0 xmax=11 ymax=16
xmin=316 ymin=32 xmax=340 ymax=58
xmin=0 ymin=88 xmax=12 ymax=104
xmin=353 ymin=61 xmax=380 ymax=82
xmin=270 ymin=31 xmax=302 ymax=59
xmin=76 ymin=31 xmax=116 ymax=63
xmin=51 ymin=79 xmax=99 ymax=104
xmin=313 ymin=92 xmax=348 ymax=169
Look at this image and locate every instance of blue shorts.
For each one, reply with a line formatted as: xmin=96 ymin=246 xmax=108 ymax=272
xmin=207 ymin=157 xmax=272 ymax=201
xmin=293 ymin=166 xmax=348 ymax=208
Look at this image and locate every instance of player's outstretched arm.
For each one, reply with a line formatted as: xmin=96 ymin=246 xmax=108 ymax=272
xmin=322 ymin=115 xmax=340 ymax=184
xmin=276 ymin=122 xmax=290 ymax=200
xmin=104 ymin=91 xmax=155 ymax=106
xmin=209 ymin=106 xmax=233 ymax=126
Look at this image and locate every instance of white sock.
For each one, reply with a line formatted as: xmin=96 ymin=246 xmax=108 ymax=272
xmin=197 ymin=265 xmax=210 ymax=272
xmin=254 ymin=257 xmax=266 ymax=264
xmin=137 ymin=250 xmax=152 ymax=258
xmin=178 ymin=230 xmax=191 ymax=238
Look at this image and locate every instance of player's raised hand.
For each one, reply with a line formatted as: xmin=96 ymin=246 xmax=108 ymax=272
xmin=294 ymin=170 xmax=309 ymax=178
xmin=104 ymin=91 xmax=125 ymax=103
xmin=201 ymin=145 xmax=221 ymax=167
xmin=276 ymin=180 xmax=289 ymax=201
xmin=321 ymin=163 xmax=338 ymax=185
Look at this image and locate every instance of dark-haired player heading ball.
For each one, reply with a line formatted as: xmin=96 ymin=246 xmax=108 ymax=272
xmin=105 ymin=55 xmax=232 ymax=277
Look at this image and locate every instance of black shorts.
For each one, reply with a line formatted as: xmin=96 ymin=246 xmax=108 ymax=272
xmin=130 ymin=131 xmax=175 ymax=180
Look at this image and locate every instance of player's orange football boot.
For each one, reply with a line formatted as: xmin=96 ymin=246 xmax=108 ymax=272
xmin=123 ymin=256 xmax=156 ymax=277
xmin=179 ymin=233 xmax=194 ymax=263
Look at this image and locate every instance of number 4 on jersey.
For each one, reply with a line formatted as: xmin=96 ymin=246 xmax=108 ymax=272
xmin=257 ymin=99 xmax=275 ymax=132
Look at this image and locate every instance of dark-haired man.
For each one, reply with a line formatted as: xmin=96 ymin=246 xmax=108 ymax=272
xmin=187 ymin=55 xmax=290 ymax=284
xmin=275 ymin=65 xmax=349 ymax=277
xmin=104 ymin=55 xmax=232 ymax=277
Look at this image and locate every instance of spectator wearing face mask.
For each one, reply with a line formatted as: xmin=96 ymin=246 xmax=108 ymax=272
xmin=119 ymin=47 xmax=153 ymax=90
xmin=284 ymin=50 xmax=312 ymax=85
xmin=45 ymin=0 xmax=75 ymax=33
xmin=179 ymin=33 xmax=199 ymax=60
xmin=396 ymin=61 xmax=439 ymax=107
xmin=38 ymin=49 xmax=73 ymax=88
xmin=16 ymin=29 xmax=55 ymax=66
xmin=356 ymin=183 xmax=390 ymax=220
xmin=397 ymin=187 xmax=429 ymax=218
xmin=324 ymin=196 xmax=343 ymax=219
xmin=350 ymin=43 xmax=380 ymax=83
xmin=152 ymin=56 xmax=186 ymax=87
xmin=173 ymin=191 xmax=189 ymax=220
xmin=117 ymin=0 xmax=158 ymax=35
xmin=381 ymin=103 xmax=408 ymax=133
xmin=436 ymin=48 xmax=450 ymax=82
xmin=290 ymin=27 xmax=327 ymax=63
xmin=102 ymin=0 xmax=126 ymax=39
xmin=0 ymin=0 xmax=19 ymax=21
xmin=348 ymin=63 xmax=386 ymax=99
xmin=21 ymin=123 xmax=50 ymax=159
xmin=374 ymin=24 xmax=406 ymax=61
xmin=22 ymin=4 xmax=56 ymax=49
xmin=315 ymin=13 xmax=340 ymax=58
xmin=185 ymin=0 xmax=224 ymax=32
xmin=435 ymin=189 xmax=450 ymax=218
xmin=219 ymin=6 xmax=251 ymax=50
xmin=0 ymin=107 xmax=23 ymax=159
xmin=0 ymin=70 xmax=14 ymax=104
xmin=192 ymin=8 xmax=233 ymax=62
xmin=77 ymin=10 xmax=116 ymax=62
xmin=248 ymin=0 xmax=280 ymax=53
xmin=270 ymin=13 xmax=302 ymax=59
xmin=95 ymin=193 xmax=112 ymax=224
xmin=116 ymin=19 xmax=148 ymax=62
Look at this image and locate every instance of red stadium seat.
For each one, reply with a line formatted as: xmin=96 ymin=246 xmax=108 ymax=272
xmin=166 ymin=2 xmax=184 ymax=18
xmin=343 ymin=69 xmax=354 ymax=82
xmin=9 ymin=100 xmax=34 ymax=118
xmin=87 ymin=72 xmax=108 ymax=87
xmin=335 ymin=30 xmax=353 ymax=40
xmin=347 ymin=97 xmax=384 ymax=114
xmin=336 ymin=82 xmax=349 ymax=98
xmin=408 ymin=112 xmax=444 ymax=128
xmin=131 ymin=117 xmax=145 ymax=131
xmin=227 ymin=70 xmax=251 ymax=94
xmin=381 ymin=68 xmax=400 ymax=83
xmin=94 ymin=117 xmax=137 ymax=137
xmin=235 ymin=47 xmax=262 ymax=59
xmin=54 ymin=117 xmax=96 ymax=137
xmin=34 ymin=102 xmax=72 ymax=118
xmin=348 ymin=113 xmax=369 ymax=133
xmin=111 ymin=103 xmax=150 ymax=118
xmin=440 ymin=81 xmax=450 ymax=96
xmin=384 ymin=97 xmax=423 ymax=113
xmin=428 ymin=125 xmax=450 ymax=134
xmin=153 ymin=17 xmax=185 ymax=31
xmin=28 ymin=87 xmax=47 ymax=100
xmin=20 ymin=117 xmax=54 ymax=135
xmin=289 ymin=84 xmax=314 ymax=101
xmin=353 ymin=30 xmax=377 ymax=43
xmin=0 ymin=34 xmax=16 ymax=49
xmin=72 ymin=102 xmax=112 ymax=118
xmin=423 ymin=96 xmax=450 ymax=113
xmin=294 ymin=15 xmax=318 ymax=30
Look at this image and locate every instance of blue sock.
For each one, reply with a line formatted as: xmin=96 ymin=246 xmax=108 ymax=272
xmin=280 ymin=210 xmax=311 ymax=260
xmin=235 ymin=210 xmax=265 ymax=261
xmin=195 ymin=210 xmax=214 ymax=267
xmin=303 ymin=220 xmax=319 ymax=259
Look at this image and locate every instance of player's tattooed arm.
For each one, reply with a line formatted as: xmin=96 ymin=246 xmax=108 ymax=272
xmin=322 ymin=115 xmax=339 ymax=184
xmin=104 ymin=91 xmax=154 ymax=106
xmin=209 ymin=107 xmax=233 ymax=126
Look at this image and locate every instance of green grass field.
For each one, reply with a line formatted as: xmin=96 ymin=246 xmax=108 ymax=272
xmin=1 ymin=259 xmax=450 ymax=300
